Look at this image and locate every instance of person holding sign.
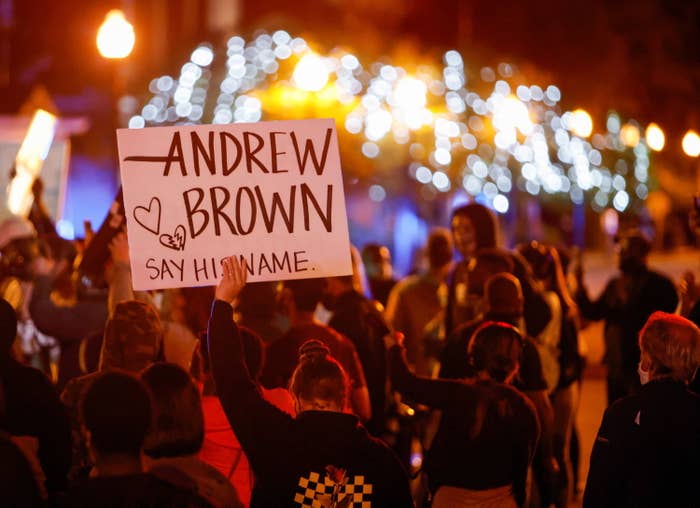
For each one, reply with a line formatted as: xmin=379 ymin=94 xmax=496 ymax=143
xmin=207 ymin=256 xmax=412 ymax=507
xmin=117 ymin=119 xmax=353 ymax=292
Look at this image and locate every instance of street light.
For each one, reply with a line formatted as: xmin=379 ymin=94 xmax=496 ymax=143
xmin=96 ymin=10 xmax=135 ymax=59
xmin=97 ymin=9 xmax=135 ymax=129
xmin=682 ymin=130 xmax=700 ymax=157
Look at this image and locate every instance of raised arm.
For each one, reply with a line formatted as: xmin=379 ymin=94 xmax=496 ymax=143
xmin=29 ymin=258 xmax=107 ymax=341
xmin=208 ymin=256 xmax=293 ymax=469
xmin=385 ymin=332 xmax=475 ymax=409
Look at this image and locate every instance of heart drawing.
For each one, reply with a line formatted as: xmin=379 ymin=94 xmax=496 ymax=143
xmin=159 ymin=225 xmax=186 ymax=251
xmin=133 ymin=197 xmax=161 ymax=235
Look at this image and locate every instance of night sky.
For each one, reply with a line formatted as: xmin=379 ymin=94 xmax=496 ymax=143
xmin=2 ymin=0 xmax=698 ymax=143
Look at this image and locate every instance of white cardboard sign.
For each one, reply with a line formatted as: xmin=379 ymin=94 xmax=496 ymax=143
xmin=116 ymin=119 xmax=352 ymax=290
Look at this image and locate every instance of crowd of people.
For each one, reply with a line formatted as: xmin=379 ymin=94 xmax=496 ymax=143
xmin=0 ymin=189 xmax=699 ymax=507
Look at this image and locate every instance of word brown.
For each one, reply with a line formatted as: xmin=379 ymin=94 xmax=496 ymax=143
xmin=182 ymin=183 xmax=333 ymax=239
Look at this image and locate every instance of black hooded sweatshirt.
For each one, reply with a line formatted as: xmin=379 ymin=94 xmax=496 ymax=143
xmin=207 ymin=299 xmax=412 ymax=507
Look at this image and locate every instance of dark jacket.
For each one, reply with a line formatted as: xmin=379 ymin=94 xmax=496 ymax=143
xmin=207 ymin=300 xmax=412 ymax=507
xmin=328 ymin=289 xmax=389 ymax=435
xmin=60 ymin=473 xmax=212 ymax=508
xmin=577 ymin=268 xmax=678 ymax=373
xmin=389 ymin=345 xmax=539 ymax=507
xmin=0 ymin=356 xmax=71 ymax=495
xmin=583 ymin=378 xmax=700 ymax=508
xmin=29 ymin=275 xmax=108 ymax=389
xmin=445 ymin=254 xmax=552 ymax=338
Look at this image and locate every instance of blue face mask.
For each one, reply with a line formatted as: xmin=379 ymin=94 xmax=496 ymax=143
xmin=638 ymin=361 xmax=650 ymax=385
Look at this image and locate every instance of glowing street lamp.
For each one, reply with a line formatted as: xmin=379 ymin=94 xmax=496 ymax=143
xmin=682 ymin=130 xmax=700 ymax=157
xmin=96 ymin=10 xmax=135 ymax=59
xmin=569 ymin=109 xmax=593 ymax=138
xmin=645 ymin=123 xmax=665 ymax=151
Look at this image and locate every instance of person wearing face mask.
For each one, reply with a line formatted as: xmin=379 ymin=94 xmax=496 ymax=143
xmin=446 ymin=203 xmax=552 ymax=341
xmin=583 ymin=312 xmax=700 ymax=507
xmin=575 ymin=229 xmax=678 ymax=405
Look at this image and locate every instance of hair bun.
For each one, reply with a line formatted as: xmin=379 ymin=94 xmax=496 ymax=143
xmin=298 ymin=339 xmax=330 ymax=362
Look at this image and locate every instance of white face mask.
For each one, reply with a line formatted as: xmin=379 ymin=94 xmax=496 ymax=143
xmin=638 ymin=361 xmax=650 ymax=385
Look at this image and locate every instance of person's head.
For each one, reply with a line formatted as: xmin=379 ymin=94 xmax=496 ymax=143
xmin=141 ymin=362 xmax=204 ymax=458
xmin=0 ymin=436 xmax=44 ymax=506
xmin=0 ymin=217 xmax=38 ymax=282
xmin=361 ymin=244 xmax=393 ymax=279
xmin=323 ymin=246 xmax=367 ymax=310
xmin=283 ymin=277 xmax=327 ymax=314
xmin=426 ymin=227 xmax=453 ymax=272
xmin=81 ymin=371 xmax=151 ymax=460
xmin=322 ymin=275 xmax=354 ymax=311
xmin=0 ymin=216 xmax=35 ymax=250
xmin=179 ymin=286 xmax=216 ymax=334
xmin=468 ymin=321 xmax=523 ymax=383
xmin=236 ymin=281 xmax=281 ymax=319
xmin=451 ymin=203 xmax=498 ymax=259
xmin=0 ymin=298 xmax=17 ymax=356
xmin=638 ymin=312 xmax=700 ymax=384
xmin=517 ymin=241 xmax=554 ymax=283
xmin=99 ymin=300 xmax=164 ymax=371
xmin=289 ymin=340 xmax=349 ymax=414
xmin=468 ymin=249 xmax=514 ymax=296
xmin=615 ymin=229 xmax=651 ymax=273
xmin=199 ymin=326 xmax=264 ymax=383
xmin=484 ymin=273 xmax=524 ymax=318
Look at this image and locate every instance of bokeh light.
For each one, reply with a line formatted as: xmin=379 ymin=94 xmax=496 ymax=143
xmin=130 ymin=29 xmax=666 ymax=215
xmin=568 ymin=109 xmax=593 ymax=138
xmin=645 ymin=123 xmax=665 ymax=152
xmin=293 ymin=53 xmax=329 ymax=91
xmin=620 ymin=123 xmax=641 ymax=148
xmin=682 ymin=130 xmax=700 ymax=157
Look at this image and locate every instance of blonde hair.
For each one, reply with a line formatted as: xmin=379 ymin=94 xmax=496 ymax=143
xmin=289 ymin=340 xmax=348 ymax=409
xmin=639 ymin=312 xmax=700 ymax=383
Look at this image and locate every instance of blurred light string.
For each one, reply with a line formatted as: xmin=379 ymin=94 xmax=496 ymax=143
xmin=129 ymin=30 xmax=652 ymax=214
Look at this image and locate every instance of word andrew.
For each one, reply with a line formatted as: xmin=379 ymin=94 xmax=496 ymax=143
xmin=125 ymin=127 xmax=336 ymax=239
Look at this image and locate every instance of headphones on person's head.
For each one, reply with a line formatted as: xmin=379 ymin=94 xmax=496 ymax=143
xmin=467 ymin=320 xmax=524 ymax=372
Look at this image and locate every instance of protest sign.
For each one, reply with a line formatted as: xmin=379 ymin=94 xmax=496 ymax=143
xmin=117 ymin=119 xmax=352 ymax=290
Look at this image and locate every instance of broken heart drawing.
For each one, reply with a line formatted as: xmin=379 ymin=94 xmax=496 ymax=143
xmin=159 ymin=225 xmax=187 ymax=251
xmin=133 ymin=197 xmax=186 ymax=251
xmin=133 ymin=197 xmax=161 ymax=235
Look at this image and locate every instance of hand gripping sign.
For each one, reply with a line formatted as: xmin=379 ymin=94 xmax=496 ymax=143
xmin=117 ymin=119 xmax=352 ymax=290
